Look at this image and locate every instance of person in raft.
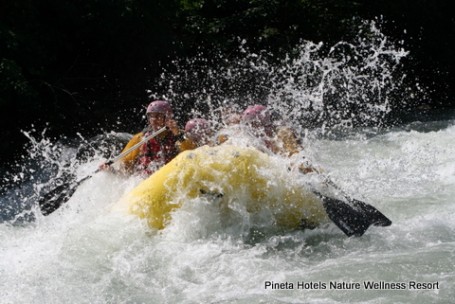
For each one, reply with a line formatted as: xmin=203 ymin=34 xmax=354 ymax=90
xmin=215 ymin=106 xmax=242 ymax=145
xmin=99 ymin=100 xmax=182 ymax=176
xmin=240 ymin=104 xmax=316 ymax=174
xmin=177 ymin=118 xmax=214 ymax=152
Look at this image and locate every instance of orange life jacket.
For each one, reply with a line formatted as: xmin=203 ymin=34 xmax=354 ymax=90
xmin=120 ymin=130 xmax=179 ymax=175
xmin=135 ymin=130 xmax=179 ymax=175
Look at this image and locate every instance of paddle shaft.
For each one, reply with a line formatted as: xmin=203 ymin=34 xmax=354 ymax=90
xmin=39 ymin=126 xmax=168 ymax=215
xmin=300 ymin=159 xmax=357 ymax=203
xmin=302 ymin=159 xmax=392 ymax=236
xmin=104 ymin=126 xmax=168 ymax=167
xmin=323 ymin=176 xmax=355 ymax=202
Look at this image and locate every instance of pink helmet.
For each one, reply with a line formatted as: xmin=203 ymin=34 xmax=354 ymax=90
xmin=146 ymin=100 xmax=172 ymax=117
xmin=241 ymin=104 xmax=271 ymax=126
xmin=185 ymin=118 xmax=211 ymax=142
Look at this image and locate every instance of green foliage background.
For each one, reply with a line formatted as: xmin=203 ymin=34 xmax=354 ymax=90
xmin=0 ymin=0 xmax=454 ymax=164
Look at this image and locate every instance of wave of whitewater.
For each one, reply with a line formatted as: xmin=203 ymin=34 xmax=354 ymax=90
xmin=1 ymin=118 xmax=454 ymax=303
xmin=1 ymin=22 xmax=454 ymax=303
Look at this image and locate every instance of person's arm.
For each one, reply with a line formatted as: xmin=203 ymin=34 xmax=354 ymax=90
xmin=276 ymin=127 xmax=301 ymax=156
xmin=276 ymin=127 xmax=319 ymax=174
xmin=216 ymin=134 xmax=229 ymax=145
xmin=166 ymin=119 xmax=182 ymax=136
xmin=176 ymin=138 xmax=197 ymax=152
xmin=298 ymin=158 xmax=317 ymax=174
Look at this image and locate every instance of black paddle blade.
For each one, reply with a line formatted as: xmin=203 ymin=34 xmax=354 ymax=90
xmin=38 ymin=175 xmax=91 ymax=216
xmin=351 ymin=199 xmax=392 ymax=227
xmin=38 ymin=183 xmax=78 ymax=216
xmin=317 ymin=193 xmax=392 ymax=237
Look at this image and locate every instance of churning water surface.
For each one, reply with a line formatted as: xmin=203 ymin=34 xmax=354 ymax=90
xmin=1 ymin=21 xmax=454 ymax=303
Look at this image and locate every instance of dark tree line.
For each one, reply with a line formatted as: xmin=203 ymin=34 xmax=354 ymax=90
xmin=1 ymin=0 xmax=454 ymax=167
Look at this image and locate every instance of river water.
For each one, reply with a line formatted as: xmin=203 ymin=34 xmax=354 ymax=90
xmin=1 ymin=115 xmax=454 ymax=303
xmin=1 ymin=22 xmax=454 ymax=303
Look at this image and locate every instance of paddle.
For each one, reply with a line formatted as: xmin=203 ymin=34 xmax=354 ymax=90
xmin=297 ymin=160 xmax=391 ymax=236
xmin=38 ymin=126 xmax=168 ymax=216
xmin=313 ymin=175 xmax=392 ymax=237
xmin=316 ymin=191 xmax=392 ymax=237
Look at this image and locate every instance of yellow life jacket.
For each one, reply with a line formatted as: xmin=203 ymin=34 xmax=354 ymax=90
xmin=119 ymin=132 xmax=143 ymax=171
xmin=177 ymin=138 xmax=198 ymax=152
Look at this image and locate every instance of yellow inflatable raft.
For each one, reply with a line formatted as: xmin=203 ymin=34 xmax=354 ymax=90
xmin=123 ymin=145 xmax=329 ymax=230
